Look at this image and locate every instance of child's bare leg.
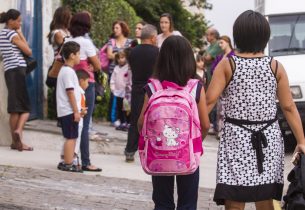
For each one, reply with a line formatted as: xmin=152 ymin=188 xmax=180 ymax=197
xmin=64 ymin=139 xmax=76 ymax=164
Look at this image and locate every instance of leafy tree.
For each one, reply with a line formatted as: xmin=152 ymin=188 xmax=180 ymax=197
xmin=125 ymin=0 xmax=210 ymax=48
xmin=62 ymin=0 xmax=140 ymax=47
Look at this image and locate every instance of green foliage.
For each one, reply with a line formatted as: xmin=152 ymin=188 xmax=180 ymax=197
xmin=93 ymin=86 xmax=111 ymax=121
xmin=62 ymin=0 xmax=140 ymax=47
xmin=60 ymin=0 xmax=139 ymax=120
xmin=125 ymin=0 xmax=209 ymax=48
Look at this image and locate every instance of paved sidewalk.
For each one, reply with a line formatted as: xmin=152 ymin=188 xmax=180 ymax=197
xmin=0 ymin=120 xmax=290 ymax=209
xmin=0 ymin=165 xmax=224 ymax=210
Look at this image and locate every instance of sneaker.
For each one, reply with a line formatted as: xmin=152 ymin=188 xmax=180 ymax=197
xmin=58 ymin=163 xmax=83 ymax=173
xmin=112 ymin=120 xmax=121 ymax=127
xmin=57 ymin=161 xmax=64 ymax=170
xmin=115 ymin=124 xmax=125 ymax=131
xmin=125 ymin=154 xmax=135 ymax=162
xmin=124 ymin=151 xmax=135 ymax=163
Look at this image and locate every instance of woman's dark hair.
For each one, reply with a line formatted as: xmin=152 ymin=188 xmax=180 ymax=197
xmin=160 ymin=13 xmax=174 ymax=32
xmin=47 ymin=6 xmax=71 ymax=44
xmin=0 ymin=9 xmax=20 ymax=23
xmin=69 ymin=12 xmax=91 ymax=37
xmin=154 ymin=36 xmax=196 ymax=86
xmin=233 ymin=10 xmax=270 ymax=53
xmin=112 ymin=20 xmax=130 ymax=38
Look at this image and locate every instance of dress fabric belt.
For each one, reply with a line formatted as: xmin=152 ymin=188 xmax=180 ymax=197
xmin=225 ymin=117 xmax=278 ymax=174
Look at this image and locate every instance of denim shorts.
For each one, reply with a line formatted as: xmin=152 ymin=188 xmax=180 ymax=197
xmin=58 ymin=113 xmax=79 ymax=139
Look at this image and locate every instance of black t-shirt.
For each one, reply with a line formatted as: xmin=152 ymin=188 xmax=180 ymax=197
xmin=128 ymin=44 xmax=159 ymax=86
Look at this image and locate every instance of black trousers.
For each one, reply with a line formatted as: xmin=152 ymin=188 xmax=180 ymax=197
xmin=116 ymin=96 xmax=127 ymax=124
xmin=152 ymin=168 xmax=199 ymax=210
xmin=125 ymin=86 xmax=145 ymax=154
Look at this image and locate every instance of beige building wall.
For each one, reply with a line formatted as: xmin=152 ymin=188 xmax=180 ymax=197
xmin=0 ymin=1 xmax=18 ymax=146
xmin=0 ymin=0 xmax=60 ymax=146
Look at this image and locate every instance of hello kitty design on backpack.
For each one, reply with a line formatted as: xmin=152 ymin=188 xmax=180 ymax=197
xmin=138 ymin=79 xmax=203 ymax=176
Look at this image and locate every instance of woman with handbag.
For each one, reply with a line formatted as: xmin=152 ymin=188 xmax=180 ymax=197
xmin=0 ymin=9 xmax=33 ymax=151
xmin=46 ymin=6 xmax=71 ymax=126
xmin=46 ymin=6 xmax=71 ymax=86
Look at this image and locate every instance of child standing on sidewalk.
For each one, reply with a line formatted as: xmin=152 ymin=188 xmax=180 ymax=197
xmin=110 ymin=50 xmax=131 ymax=131
xmin=137 ymin=36 xmax=210 ymax=209
xmin=57 ymin=69 xmax=89 ymax=171
xmin=56 ymin=41 xmax=82 ymax=172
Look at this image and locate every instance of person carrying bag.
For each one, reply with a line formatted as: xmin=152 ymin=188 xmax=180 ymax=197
xmin=284 ymin=153 xmax=305 ymax=210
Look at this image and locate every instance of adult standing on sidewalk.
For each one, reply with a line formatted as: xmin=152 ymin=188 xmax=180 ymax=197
xmin=206 ymin=10 xmax=305 ymax=209
xmin=203 ymin=27 xmax=222 ymax=84
xmin=67 ymin=12 xmax=101 ymax=172
xmin=204 ymin=27 xmax=222 ymax=135
xmin=124 ymin=24 xmax=159 ymax=162
xmin=107 ymin=20 xmax=132 ymax=125
xmin=0 ymin=9 xmax=33 ymax=151
xmin=46 ymin=6 xmax=71 ymax=126
xmin=46 ymin=6 xmax=71 ymax=86
xmin=156 ymin=13 xmax=182 ymax=48
xmin=210 ymin=35 xmax=235 ymax=139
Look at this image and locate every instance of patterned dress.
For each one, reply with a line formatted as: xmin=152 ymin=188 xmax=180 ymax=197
xmin=213 ymin=55 xmax=284 ymax=205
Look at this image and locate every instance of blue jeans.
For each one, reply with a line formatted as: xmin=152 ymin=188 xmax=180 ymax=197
xmin=152 ymin=168 xmax=199 ymax=210
xmin=80 ymin=82 xmax=95 ymax=166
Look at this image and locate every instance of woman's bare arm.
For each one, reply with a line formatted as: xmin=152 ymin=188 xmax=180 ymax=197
xmin=276 ymin=62 xmax=305 ymax=148
xmin=206 ymin=58 xmax=232 ymax=113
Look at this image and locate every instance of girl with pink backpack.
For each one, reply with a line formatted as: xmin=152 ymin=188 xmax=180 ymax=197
xmin=137 ymin=36 xmax=210 ymax=210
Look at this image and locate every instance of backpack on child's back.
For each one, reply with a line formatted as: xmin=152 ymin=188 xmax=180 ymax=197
xmin=138 ymin=79 xmax=203 ymax=176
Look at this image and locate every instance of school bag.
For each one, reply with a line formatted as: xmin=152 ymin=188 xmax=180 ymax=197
xmin=138 ymin=79 xmax=203 ymax=176
xmin=283 ymin=153 xmax=305 ymax=210
xmin=99 ymin=39 xmax=115 ymax=71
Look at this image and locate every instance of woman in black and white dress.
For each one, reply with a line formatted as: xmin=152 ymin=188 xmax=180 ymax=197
xmin=206 ymin=10 xmax=305 ymax=210
xmin=0 ymin=9 xmax=33 ymax=151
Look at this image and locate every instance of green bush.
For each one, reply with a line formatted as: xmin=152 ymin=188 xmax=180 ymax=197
xmin=62 ymin=0 xmax=140 ymax=47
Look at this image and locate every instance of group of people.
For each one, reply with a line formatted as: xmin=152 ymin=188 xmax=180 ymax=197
xmin=1 ymin=6 xmax=305 ymax=210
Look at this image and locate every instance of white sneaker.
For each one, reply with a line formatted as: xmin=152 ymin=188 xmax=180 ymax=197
xmin=113 ymin=120 xmax=121 ymax=127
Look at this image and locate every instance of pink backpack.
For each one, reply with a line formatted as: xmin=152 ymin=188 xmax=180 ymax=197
xmin=99 ymin=39 xmax=115 ymax=70
xmin=139 ymin=79 xmax=203 ymax=176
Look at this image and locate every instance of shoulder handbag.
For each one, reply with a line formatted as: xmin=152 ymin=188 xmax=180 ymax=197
xmin=48 ymin=59 xmax=64 ymax=78
xmin=23 ymin=54 xmax=37 ymax=74
xmin=47 ymin=37 xmax=67 ymax=78
xmin=283 ymin=153 xmax=305 ymax=209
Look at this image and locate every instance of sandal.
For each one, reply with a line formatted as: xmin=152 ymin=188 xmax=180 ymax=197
xmin=82 ymin=165 xmax=102 ymax=172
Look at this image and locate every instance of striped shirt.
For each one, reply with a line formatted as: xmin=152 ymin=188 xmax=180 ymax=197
xmin=0 ymin=29 xmax=26 ymax=71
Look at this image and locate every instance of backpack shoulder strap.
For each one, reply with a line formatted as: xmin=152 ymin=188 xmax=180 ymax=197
xmin=111 ymin=38 xmax=115 ymax=47
xmin=148 ymin=78 xmax=163 ymax=94
xmin=185 ymin=79 xmax=199 ymax=93
xmin=185 ymin=79 xmax=199 ymax=97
